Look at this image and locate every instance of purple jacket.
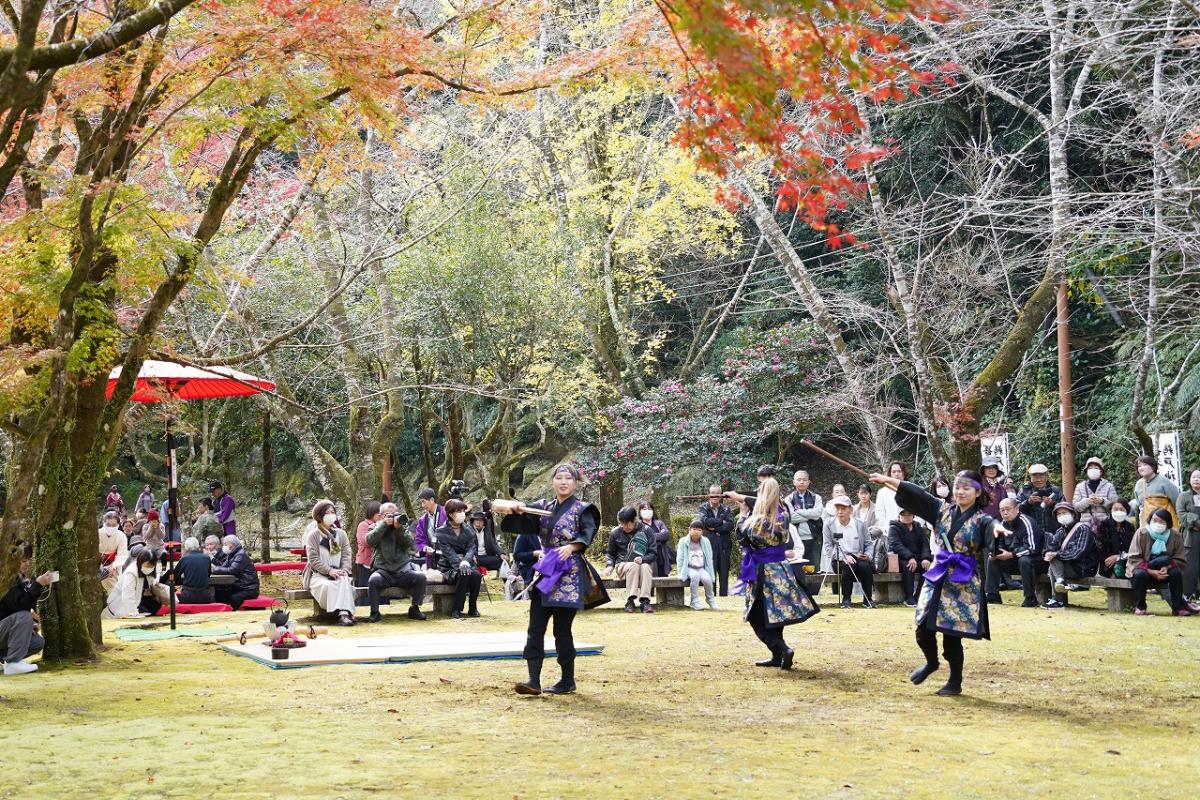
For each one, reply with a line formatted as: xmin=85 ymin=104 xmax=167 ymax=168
xmin=413 ymin=506 xmax=446 ymax=553
xmin=215 ymin=493 xmax=236 ymax=536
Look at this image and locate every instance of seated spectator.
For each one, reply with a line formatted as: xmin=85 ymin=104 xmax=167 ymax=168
xmin=413 ymin=488 xmax=446 ymax=570
xmin=302 ymin=501 xmax=355 ymax=625
xmin=1018 ymin=463 xmax=1065 ymax=536
xmin=823 ymin=495 xmax=875 ymax=609
xmin=1041 ymin=502 xmax=1100 ymax=609
xmin=436 ymin=499 xmax=483 ymax=618
xmin=121 ymin=518 xmax=136 ymax=540
xmin=97 ymin=511 xmax=128 ymax=594
xmin=103 ymin=550 xmax=165 ymax=618
xmin=1128 ymin=507 xmax=1193 ymax=616
xmin=986 ymin=498 xmax=1045 ymax=607
xmin=0 ymin=541 xmax=50 ymax=676
xmin=606 ymin=505 xmax=656 ymax=613
xmin=888 ymin=508 xmax=932 ymax=608
xmin=470 ymin=509 xmax=505 ymax=573
xmin=854 ymin=485 xmax=889 ymax=572
xmin=822 ymin=483 xmax=848 ymax=520
xmin=511 ymin=527 xmax=542 ymax=590
xmin=638 ymin=502 xmax=673 ymax=577
xmin=191 ymin=498 xmax=225 ymax=543
xmin=364 ymin=503 xmax=428 ymax=623
xmin=174 ymin=537 xmax=213 ymax=604
xmin=212 ymin=534 xmax=261 ymax=612
xmin=104 ymin=485 xmax=125 ymax=517
xmin=676 ymin=520 xmax=717 ymax=610
xmin=1176 ymin=469 xmax=1200 ymax=602
xmin=1073 ymin=456 xmax=1117 ymax=529
xmin=1096 ymin=498 xmax=1136 ymax=579
xmin=203 ymin=535 xmax=222 ymax=562
xmin=355 ymin=500 xmax=383 ymax=590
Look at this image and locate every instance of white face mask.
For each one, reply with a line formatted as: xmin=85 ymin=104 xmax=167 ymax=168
xmin=1148 ymin=521 xmax=1168 ymax=535
xmin=1057 ymin=514 xmax=1074 ymax=527
xmin=322 ymin=513 xmax=337 ymax=527
xmin=1007 ymin=491 xmax=1017 ymax=501
xmin=142 ymin=566 xmax=156 ymax=576
xmin=935 ymin=486 xmax=950 ymax=498
xmin=222 ymin=544 xmax=234 ymax=555
xmin=1087 ymin=468 xmax=1101 ymax=480
xmin=640 ymin=509 xmax=653 ymax=522
xmin=451 ymin=512 xmax=466 ymax=525
xmin=1111 ymin=510 xmax=1128 ymax=523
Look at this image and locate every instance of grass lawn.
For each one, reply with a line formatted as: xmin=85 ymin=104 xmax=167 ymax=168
xmin=2 ymin=583 xmax=1198 ymax=799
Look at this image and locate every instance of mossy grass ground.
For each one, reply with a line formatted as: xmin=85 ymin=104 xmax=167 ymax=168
xmin=2 ymin=583 xmax=1197 ymax=799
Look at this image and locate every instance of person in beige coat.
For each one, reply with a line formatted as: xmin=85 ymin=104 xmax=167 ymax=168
xmin=302 ymin=499 xmax=356 ymax=626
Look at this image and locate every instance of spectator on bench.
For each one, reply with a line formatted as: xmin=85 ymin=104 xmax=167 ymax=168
xmin=986 ymin=498 xmax=1044 ymax=607
xmin=213 ymin=534 xmax=261 ymax=611
xmin=1041 ymin=502 xmax=1100 ymax=609
xmin=103 ymin=550 xmax=164 ymax=618
xmin=607 ymin=505 xmax=656 ymax=614
xmin=677 ymin=519 xmax=717 ymax=610
xmin=1096 ymin=497 xmax=1136 ymax=579
xmin=437 ymin=499 xmax=483 ymax=619
xmin=1176 ymin=469 xmax=1200 ymax=602
xmin=823 ymin=494 xmax=875 ymax=609
xmin=889 ymin=508 xmax=931 ymax=608
xmin=1073 ymin=456 xmax=1118 ymax=529
xmin=1128 ymin=507 xmax=1193 ymax=616
xmin=302 ymin=501 xmax=356 ymax=626
xmin=1018 ymin=463 xmax=1065 ymax=538
xmin=175 ymin=537 xmax=213 ymax=604
xmin=364 ymin=502 xmax=428 ymax=623
xmin=355 ymin=500 xmax=383 ymax=591
xmin=638 ymin=502 xmax=673 ymax=578
xmin=470 ymin=509 xmax=506 ymax=573
xmin=413 ymin=487 xmax=446 ymax=571
xmin=0 ymin=541 xmax=49 ymax=676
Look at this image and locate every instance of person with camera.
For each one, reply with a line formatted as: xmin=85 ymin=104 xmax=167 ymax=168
xmin=364 ymin=502 xmax=428 ymax=623
xmin=606 ymin=505 xmax=656 ymax=613
xmin=469 ymin=509 xmax=506 ymax=573
xmin=0 ymin=541 xmax=50 ymax=676
xmin=697 ymin=485 xmax=736 ymax=596
xmin=1017 ymin=464 xmax=1064 ymax=537
xmin=437 ymin=499 xmax=484 ymax=618
xmin=984 ymin=498 xmax=1044 ymax=607
xmin=413 ymin=487 xmax=446 ymax=571
xmin=823 ymin=495 xmax=876 ymax=609
xmin=1128 ymin=507 xmax=1192 ymax=616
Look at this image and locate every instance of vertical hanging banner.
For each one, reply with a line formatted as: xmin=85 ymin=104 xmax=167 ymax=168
xmin=980 ymin=432 xmax=1011 ymax=476
xmin=1154 ymin=431 xmax=1183 ymax=486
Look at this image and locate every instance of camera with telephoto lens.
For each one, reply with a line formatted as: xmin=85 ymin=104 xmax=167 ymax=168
xmin=447 ymin=479 xmax=468 ymax=500
xmin=387 ymin=511 xmax=410 ymax=527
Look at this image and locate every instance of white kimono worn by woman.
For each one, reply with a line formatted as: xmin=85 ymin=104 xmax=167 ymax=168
xmin=102 ymin=561 xmax=166 ymax=618
xmin=302 ymin=521 xmax=356 ymax=614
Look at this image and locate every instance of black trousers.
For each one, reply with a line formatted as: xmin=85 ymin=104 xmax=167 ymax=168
xmin=215 ymin=586 xmax=257 ymax=610
xmin=450 ymin=571 xmax=482 ymax=613
xmin=706 ymin=533 xmax=732 ymax=595
xmin=747 ymin=591 xmax=787 ymax=656
xmin=138 ymin=592 xmax=161 ymax=615
xmin=179 ymin=586 xmax=215 ymax=604
xmin=478 ymin=554 xmax=504 ymax=573
xmin=985 ymin=555 xmax=1044 ymax=602
xmin=523 ymin=592 xmax=577 ymax=666
xmin=368 ymin=568 xmax=426 ymax=614
xmin=899 ymin=566 xmax=925 ymax=603
xmin=838 ymin=559 xmax=875 ymax=601
xmin=1132 ymin=567 xmax=1185 ymax=612
xmin=915 ymin=626 xmax=963 ymax=683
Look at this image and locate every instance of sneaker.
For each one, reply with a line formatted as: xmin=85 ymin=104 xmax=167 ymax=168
xmin=1133 ymin=608 xmax=1149 ymax=616
xmin=407 ymin=607 xmax=427 ymax=621
xmin=3 ymin=660 xmax=38 ymax=676
xmin=839 ymin=601 xmax=851 ymax=609
xmin=862 ymin=599 xmax=877 ymax=609
xmin=467 ymin=609 xmax=481 ymax=618
xmin=1054 ymin=581 xmax=1070 ymax=593
xmin=1187 ymin=601 xmax=1200 ymax=613
xmin=641 ymin=599 xmax=654 ymax=614
xmin=624 ymin=597 xmax=637 ymax=614
xmin=1021 ymin=598 xmax=1039 ymax=608
xmin=903 ymin=599 xmax=918 ymax=608
xmin=1175 ymin=608 xmax=1194 ymax=617
xmin=1041 ymin=599 xmax=1066 ymax=609
xmin=707 ymin=597 xmax=719 ymax=611
xmin=690 ymin=600 xmax=703 ymax=611
xmin=1066 ymin=583 xmax=1088 ymax=592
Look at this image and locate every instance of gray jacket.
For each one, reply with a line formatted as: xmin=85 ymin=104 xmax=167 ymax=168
xmin=822 ymin=516 xmax=872 ymax=564
xmin=1072 ymin=478 xmax=1118 ymax=526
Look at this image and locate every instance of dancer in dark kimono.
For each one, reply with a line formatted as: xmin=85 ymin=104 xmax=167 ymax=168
xmin=871 ymin=469 xmax=997 ymax=696
xmin=499 ymin=463 xmax=601 ymax=696
xmin=735 ymin=477 xmax=819 ymax=670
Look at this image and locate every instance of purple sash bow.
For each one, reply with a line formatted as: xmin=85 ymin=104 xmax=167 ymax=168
xmin=923 ymin=550 xmax=976 ymax=585
xmin=739 ymin=544 xmax=789 ymax=583
xmin=531 ymin=549 xmax=572 ymax=597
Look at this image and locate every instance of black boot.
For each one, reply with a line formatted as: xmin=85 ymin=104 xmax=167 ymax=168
xmin=755 ymin=646 xmax=782 ymax=668
xmin=515 ymin=658 xmax=543 ymax=695
xmin=938 ymin=653 xmax=963 ymax=696
xmin=408 ymin=605 xmax=427 ymax=620
xmin=911 ymin=631 xmax=940 ymax=685
xmin=545 ymin=659 xmax=575 ymax=694
xmin=779 ymin=647 xmax=794 ymax=671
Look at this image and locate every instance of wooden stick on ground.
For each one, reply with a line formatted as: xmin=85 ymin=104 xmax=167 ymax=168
xmin=799 ymin=439 xmax=872 ymax=480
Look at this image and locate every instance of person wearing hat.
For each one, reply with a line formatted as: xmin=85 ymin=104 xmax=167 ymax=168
xmin=978 ymin=457 xmax=1012 ymax=520
xmin=1127 ymin=507 xmax=1192 ymax=616
xmin=1017 ymin=464 xmax=1064 ymax=536
xmin=1072 ymin=457 xmax=1118 ymax=529
xmin=140 ymin=510 xmax=166 ymax=557
xmin=1040 ymin=502 xmax=1100 ymax=609
xmin=209 ymin=481 xmax=237 ymax=537
xmin=822 ymin=494 xmax=876 ymax=609
xmin=469 ymin=508 xmax=505 ymax=573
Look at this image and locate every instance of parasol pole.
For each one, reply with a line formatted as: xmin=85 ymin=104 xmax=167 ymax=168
xmin=166 ymin=415 xmax=179 ymax=630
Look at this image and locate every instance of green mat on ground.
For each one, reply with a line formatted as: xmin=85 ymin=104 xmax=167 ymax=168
xmin=115 ymin=627 xmax=237 ymax=642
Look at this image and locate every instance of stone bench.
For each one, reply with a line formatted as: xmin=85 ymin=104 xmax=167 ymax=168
xmin=601 ymin=576 xmax=687 ymax=607
xmin=1031 ymin=574 xmax=1134 ymax=611
xmin=283 ymin=584 xmax=459 ymax=616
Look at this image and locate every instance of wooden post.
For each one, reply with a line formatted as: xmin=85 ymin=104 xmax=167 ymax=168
xmin=260 ymin=410 xmax=272 ymax=563
xmin=1057 ymin=279 xmax=1076 ymax=491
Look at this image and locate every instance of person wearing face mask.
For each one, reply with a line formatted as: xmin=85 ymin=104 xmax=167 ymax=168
xmin=977 ymin=458 xmax=1011 ymax=521
xmin=302 ymin=501 xmax=356 ymax=625
xmin=212 ymin=534 xmax=260 ymax=611
xmin=1175 ymin=469 xmax=1200 ymax=602
xmin=1130 ymin=455 xmax=1180 ymax=529
xmin=1040 ymin=503 xmax=1099 ymax=609
xmin=1072 ymin=456 xmax=1118 ymax=529
xmin=103 ymin=550 xmax=165 ymax=618
xmin=637 ymin=502 xmax=673 ymax=578
xmin=1017 ymin=464 xmax=1064 ymax=536
xmin=698 ymin=485 xmax=737 ymax=596
xmin=1095 ymin=498 xmax=1135 ymax=579
xmin=436 ymin=500 xmax=484 ymax=619
xmin=97 ymin=510 xmax=128 ymax=595
xmin=1127 ymin=508 xmax=1192 ymax=616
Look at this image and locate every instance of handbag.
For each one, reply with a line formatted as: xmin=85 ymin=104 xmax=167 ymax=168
xmin=582 ymin=560 xmax=611 ymax=610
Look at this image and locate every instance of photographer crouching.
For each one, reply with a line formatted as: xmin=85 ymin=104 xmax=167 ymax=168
xmin=363 ymin=503 xmax=428 ymax=623
xmin=1 ymin=541 xmax=51 ymax=676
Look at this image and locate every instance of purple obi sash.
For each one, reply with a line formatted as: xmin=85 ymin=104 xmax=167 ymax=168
xmin=923 ymin=550 xmax=976 ymax=585
xmin=739 ymin=544 xmax=789 ymax=583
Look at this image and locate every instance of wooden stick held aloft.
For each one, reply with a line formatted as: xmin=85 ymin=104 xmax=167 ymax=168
xmin=800 ymin=439 xmax=872 ymax=479
xmin=489 ymin=498 xmax=552 ymax=517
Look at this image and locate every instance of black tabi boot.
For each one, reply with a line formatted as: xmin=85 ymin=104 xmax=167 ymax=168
xmin=937 ymin=654 xmax=963 ymax=696
xmin=911 ymin=634 xmax=940 ymax=685
xmin=544 ymin=659 xmax=576 ymax=695
xmin=515 ymin=658 xmax=543 ymax=695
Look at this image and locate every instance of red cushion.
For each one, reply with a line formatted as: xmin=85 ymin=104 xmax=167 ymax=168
xmin=254 ymin=562 xmax=305 ymax=573
xmin=288 ymin=548 xmax=306 ymax=555
xmin=155 ymin=602 xmax=232 ymax=616
xmin=238 ymin=596 xmax=282 ymax=610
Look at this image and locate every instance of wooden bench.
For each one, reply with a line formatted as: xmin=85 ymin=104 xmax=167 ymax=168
xmin=284 ymin=584 xmax=459 ymax=616
xmin=802 ymin=571 xmax=907 ymax=603
xmin=1031 ymin=574 xmax=1135 ymax=611
xmin=602 ymin=576 xmax=687 ymax=607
